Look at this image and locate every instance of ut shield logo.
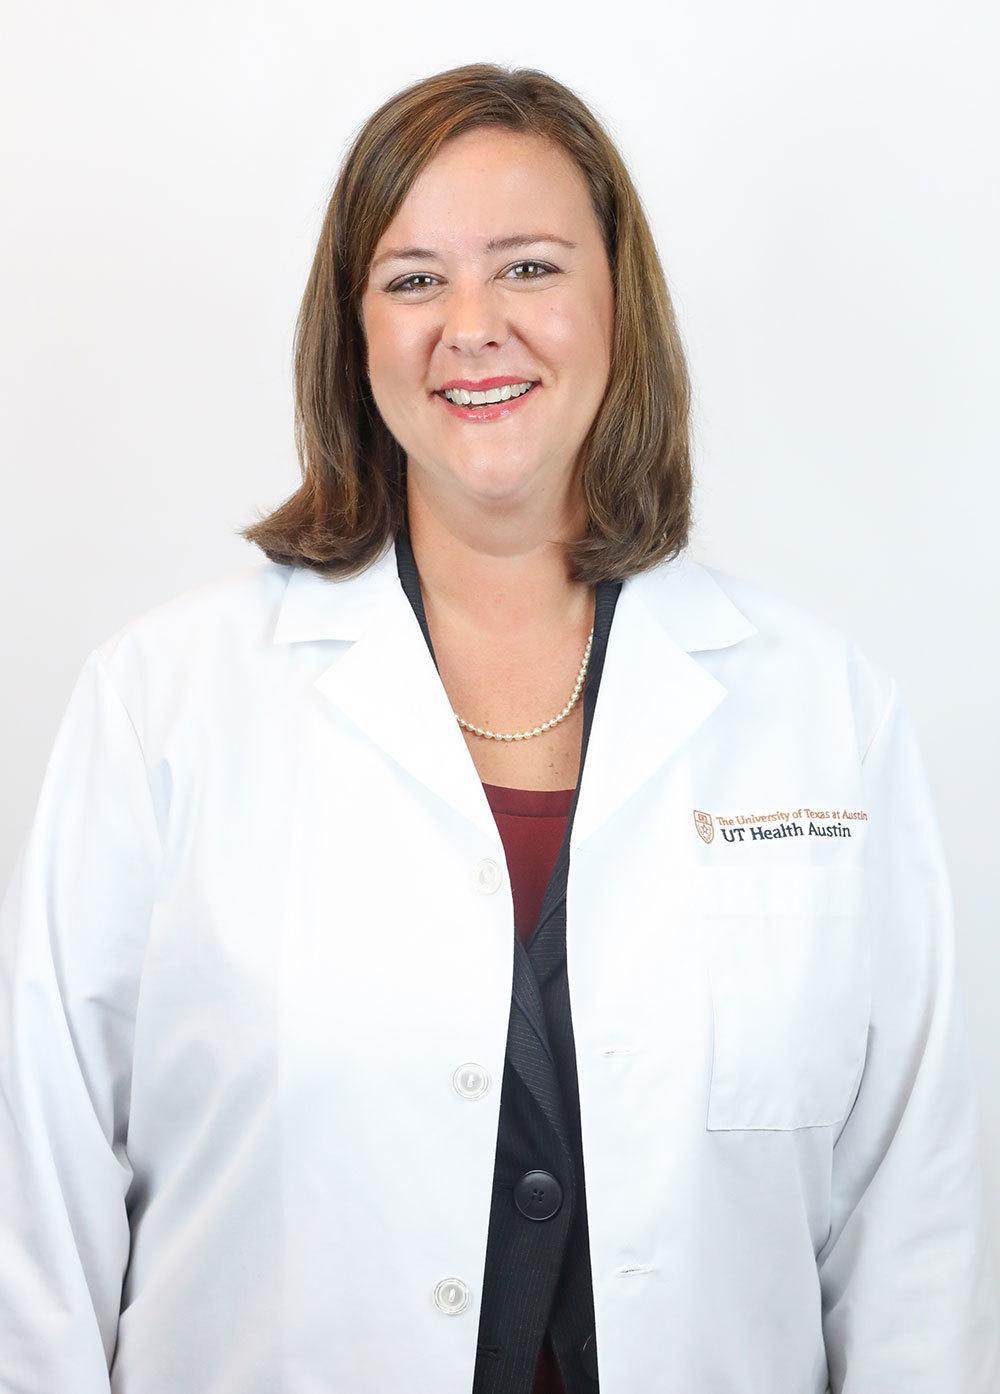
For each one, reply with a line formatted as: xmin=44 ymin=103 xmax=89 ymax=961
xmin=693 ymin=810 xmax=714 ymax=845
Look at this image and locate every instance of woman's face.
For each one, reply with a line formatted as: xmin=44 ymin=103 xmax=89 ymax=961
xmin=360 ymin=127 xmax=615 ymax=525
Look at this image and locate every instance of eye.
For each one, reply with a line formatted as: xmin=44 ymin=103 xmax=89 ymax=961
xmin=503 ymin=260 xmax=557 ymax=281
xmin=387 ymin=273 xmax=440 ymax=294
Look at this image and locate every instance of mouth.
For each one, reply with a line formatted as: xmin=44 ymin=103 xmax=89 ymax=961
xmin=434 ymin=378 xmax=540 ymax=421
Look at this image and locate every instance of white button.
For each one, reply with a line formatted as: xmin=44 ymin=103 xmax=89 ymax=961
xmin=453 ymin=1063 xmax=490 ymax=1100
xmin=433 ymin=1278 xmax=472 ymax=1315
xmin=474 ymin=859 xmax=503 ymax=895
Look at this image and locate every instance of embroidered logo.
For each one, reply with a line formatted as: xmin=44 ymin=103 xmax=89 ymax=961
xmin=693 ymin=806 xmax=869 ymax=845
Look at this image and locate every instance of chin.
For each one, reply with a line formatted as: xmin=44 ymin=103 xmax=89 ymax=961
xmin=454 ymin=462 xmax=549 ymax=505
xmin=451 ymin=441 xmax=564 ymax=493
xmin=407 ymin=438 xmax=575 ymax=512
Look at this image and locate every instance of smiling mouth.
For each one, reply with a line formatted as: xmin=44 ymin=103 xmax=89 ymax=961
xmin=439 ymin=381 xmax=538 ymax=409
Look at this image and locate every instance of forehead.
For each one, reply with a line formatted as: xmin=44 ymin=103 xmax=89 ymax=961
xmin=372 ymin=128 xmax=600 ymax=254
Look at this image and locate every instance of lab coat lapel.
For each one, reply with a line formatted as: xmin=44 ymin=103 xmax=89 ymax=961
xmin=572 ymin=555 xmax=757 ymax=847
xmin=273 ymin=552 xmax=494 ymax=837
xmin=272 ymin=547 xmax=757 ymax=850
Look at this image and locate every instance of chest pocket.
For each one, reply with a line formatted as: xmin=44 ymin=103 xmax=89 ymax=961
xmin=700 ymin=866 xmax=870 ymax=1131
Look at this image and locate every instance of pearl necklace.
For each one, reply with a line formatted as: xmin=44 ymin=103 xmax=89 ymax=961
xmin=455 ymin=630 xmax=594 ymax=742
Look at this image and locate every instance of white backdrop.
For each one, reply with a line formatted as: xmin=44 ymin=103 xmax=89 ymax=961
xmin=3 ymin=0 xmax=998 ymax=1270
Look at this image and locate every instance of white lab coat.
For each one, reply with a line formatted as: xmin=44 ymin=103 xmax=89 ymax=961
xmin=0 ymin=547 xmax=996 ymax=1393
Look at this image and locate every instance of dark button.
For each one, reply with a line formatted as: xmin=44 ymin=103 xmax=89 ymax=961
xmin=582 ymin=1332 xmax=599 ymax=1380
xmin=513 ymin=1169 xmax=563 ymax=1221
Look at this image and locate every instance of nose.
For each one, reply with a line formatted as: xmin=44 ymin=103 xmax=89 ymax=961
xmin=440 ymin=279 xmax=508 ymax=355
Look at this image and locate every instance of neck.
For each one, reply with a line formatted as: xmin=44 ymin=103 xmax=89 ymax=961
xmin=405 ymin=473 xmax=592 ymax=639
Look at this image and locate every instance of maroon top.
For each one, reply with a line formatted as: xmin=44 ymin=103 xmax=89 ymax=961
xmin=482 ymin=782 xmax=574 ymax=1394
xmin=482 ymin=783 xmax=574 ymax=947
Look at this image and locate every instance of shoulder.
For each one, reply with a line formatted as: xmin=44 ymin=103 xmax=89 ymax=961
xmin=97 ymin=562 xmax=293 ymax=659
xmin=85 ymin=562 xmax=300 ymax=735
xmin=87 ymin=552 xmax=401 ymax=732
xmin=95 ymin=547 xmax=400 ymax=670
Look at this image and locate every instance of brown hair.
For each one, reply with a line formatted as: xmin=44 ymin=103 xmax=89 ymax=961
xmin=242 ymin=64 xmax=692 ymax=583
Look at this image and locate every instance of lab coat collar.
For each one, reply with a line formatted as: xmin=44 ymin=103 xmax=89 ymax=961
xmin=632 ymin=551 xmax=757 ymax=654
xmin=271 ymin=545 xmax=402 ymax=644
xmin=270 ymin=547 xmax=757 ymax=842
xmin=272 ymin=546 xmax=754 ymax=655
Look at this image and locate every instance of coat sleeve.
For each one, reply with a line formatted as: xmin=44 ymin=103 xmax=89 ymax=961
xmin=817 ymin=680 xmax=1000 ymax=1391
xmin=0 ymin=650 xmax=159 ymax=1391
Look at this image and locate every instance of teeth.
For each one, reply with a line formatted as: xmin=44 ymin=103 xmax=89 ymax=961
xmin=443 ymin=381 xmax=534 ymax=406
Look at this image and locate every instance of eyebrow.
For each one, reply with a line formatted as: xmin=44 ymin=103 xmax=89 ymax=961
xmin=370 ymin=233 xmax=578 ymax=271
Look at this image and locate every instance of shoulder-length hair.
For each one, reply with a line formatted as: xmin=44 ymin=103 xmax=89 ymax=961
xmin=243 ymin=64 xmax=692 ymax=583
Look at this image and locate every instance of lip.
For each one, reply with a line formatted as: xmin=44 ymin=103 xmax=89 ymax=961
xmin=438 ymin=375 xmax=538 ymax=391
xmin=436 ymin=381 xmax=539 ymax=423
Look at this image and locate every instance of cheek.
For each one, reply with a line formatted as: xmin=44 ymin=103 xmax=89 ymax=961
xmin=539 ymin=286 xmax=614 ymax=386
xmin=365 ymin=312 xmax=433 ymax=396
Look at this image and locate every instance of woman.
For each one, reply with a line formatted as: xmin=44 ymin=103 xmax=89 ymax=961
xmin=0 ymin=64 xmax=996 ymax=1394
